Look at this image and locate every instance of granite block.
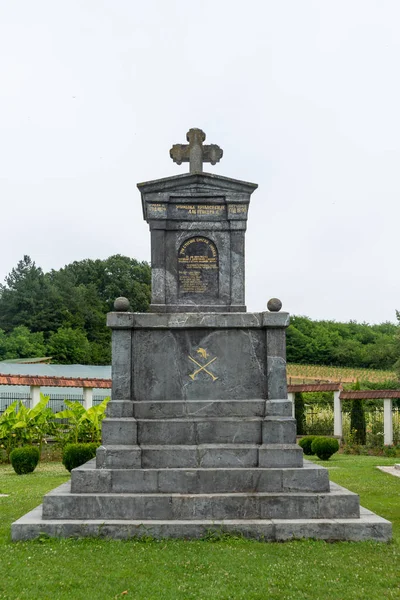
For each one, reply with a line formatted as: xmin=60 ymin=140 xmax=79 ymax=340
xmin=259 ymin=444 xmax=304 ymax=468
xmin=141 ymin=445 xmax=259 ymax=469
xmin=265 ymin=400 xmax=292 ymax=417
xmin=101 ymin=418 xmax=137 ymax=446
xmin=96 ymin=445 xmax=141 ymax=469
xmin=11 ymin=507 xmax=392 ymax=542
xmin=106 ymin=401 xmax=134 ymax=418
xmin=132 ymin=400 xmax=265 ymax=419
xmin=262 ymin=418 xmax=297 ymax=445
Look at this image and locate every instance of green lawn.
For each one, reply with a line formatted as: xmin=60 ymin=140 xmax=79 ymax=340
xmin=0 ymin=456 xmax=399 ymax=600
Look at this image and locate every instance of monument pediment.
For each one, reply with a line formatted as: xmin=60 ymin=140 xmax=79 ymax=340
xmin=138 ymin=172 xmax=258 ymax=194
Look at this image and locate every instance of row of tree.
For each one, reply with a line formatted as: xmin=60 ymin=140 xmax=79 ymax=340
xmin=0 ymin=255 xmax=151 ymax=364
xmin=286 ymin=315 xmax=399 ymax=371
xmin=0 ymin=255 xmax=399 ymax=369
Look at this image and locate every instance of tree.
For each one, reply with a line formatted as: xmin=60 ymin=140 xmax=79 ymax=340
xmin=394 ymin=310 xmax=400 ymax=379
xmin=2 ymin=326 xmax=46 ymax=359
xmin=47 ymin=327 xmax=92 ymax=364
xmin=294 ymin=392 xmax=306 ymax=435
xmin=0 ymin=254 xmax=151 ymax=365
xmin=350 ymin=380 xmax=366 ymax=445
xmin=0 ymin=255 xmax=63 ymax=334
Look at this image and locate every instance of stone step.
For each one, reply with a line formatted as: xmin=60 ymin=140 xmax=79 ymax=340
xmin=140 ymin=444 xmax=259 ymax=468
xmin=136 ymin=418 xmax=262 ymax=445
xmin=96 ymin=445 xmax=141 ymax=469
xmin=42 ymin=482 xmax=360 ymax=521
xmin=12 ymin=505 xmax=392 ymax=542
xmin=95 ymin=443 xmax=305 ymax=470
xmin=71 ymin=460 xmax=330 ymax=494
xmin=132 ymin=399 xmax=266 ymax=419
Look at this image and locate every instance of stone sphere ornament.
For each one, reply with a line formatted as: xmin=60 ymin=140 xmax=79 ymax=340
xmin=267 ymin=298 xmax=282 ymax=312
xmin=114 ymin=297 xmax=130 ymax=312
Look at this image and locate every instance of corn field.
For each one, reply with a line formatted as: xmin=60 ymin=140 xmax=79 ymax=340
xmin=288 ymin=363 xmax=396 ymax=384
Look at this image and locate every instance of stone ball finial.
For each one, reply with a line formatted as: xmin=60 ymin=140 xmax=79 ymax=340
xmin=114 ymin=297 xmax=130 ymax=312
xmin=267 ymin=298 xmax=282 ymax=312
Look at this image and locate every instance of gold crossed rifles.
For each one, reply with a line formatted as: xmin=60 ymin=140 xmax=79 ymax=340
xmin=188 ymin=355 xmax=218 ymax=382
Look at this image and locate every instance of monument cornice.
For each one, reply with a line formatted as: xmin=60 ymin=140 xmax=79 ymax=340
xmin=106 ymin=311 xmax=290 ymax=329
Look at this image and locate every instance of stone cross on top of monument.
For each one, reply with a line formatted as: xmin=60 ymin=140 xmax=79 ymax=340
xmin=170 ymin=128 xmax=223 ymax=174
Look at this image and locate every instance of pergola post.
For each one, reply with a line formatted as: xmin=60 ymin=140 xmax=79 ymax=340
xmin=288 ymin=392 xmax=295 ymax=418
xmin=83 ymin=387 xmax=93 ymax=410
xmin=334 ymin=390 xmax=342 ymax=439
xmin=30 ymin=385 xmax=41 ymax=408
xmin=383 ymin=398 xmax=393 ymax=446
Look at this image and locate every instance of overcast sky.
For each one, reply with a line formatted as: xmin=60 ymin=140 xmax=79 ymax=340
xmin=1 ymin=1 xmax=399 ymax=324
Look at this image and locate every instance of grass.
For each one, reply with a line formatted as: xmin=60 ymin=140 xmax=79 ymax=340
xmin=0 ymin=457 xmax=399 ymax=599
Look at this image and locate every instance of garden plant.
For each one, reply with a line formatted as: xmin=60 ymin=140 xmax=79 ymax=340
xmin=10 ymin=446 xmax=40 ymax=474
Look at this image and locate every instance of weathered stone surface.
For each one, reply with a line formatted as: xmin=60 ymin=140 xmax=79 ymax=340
xmin=106 ymin=311 xmax=290 ymax=329
xmin=267 ymin=298 xmax=282 ymax=312
xmin=265 ymin=400 xmax=292 ymax=417
xmin=41 ymin=481 xmax=361 ymax=521
xmin=114 ymin=297 xmax=130 ymax=312
xmin=71 ymin=462 xmax=330 ymax=495
xmin=132 ymin=400 xmax=265 ymax=419
xmin=259 ymin=444 xmax=304 ymax=468
xmin=169 ymin=128 xmax=223 ymax=174
xmin=138 ymin=418 xmax=262 ymax=445
xmin=111 ymin=329 xmax=132 ymax=400
xmin=138 ymin=171 xmax=257 ymax=312
xmin=141 ymin=444 xmax=259 ymax=469
xmin=132 ymin=327 xmax=267 ymax=401
xmin=107 ymin=401 xmax=134 ymax=418
xmin=262 ymin=418 xmax=297 ymax=445
xmin=12 ymin=505 xmax=392 ymax=542
xmin=96 ymin=445 xmax=141 ymax=469
xmin=101 ymin=419 xmax=137 ymax=446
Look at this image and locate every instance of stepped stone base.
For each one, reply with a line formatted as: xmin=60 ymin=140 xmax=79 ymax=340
xmin=71 ymin=459 xmax=330 ymax=494
xmin=12 ymin=504 xmax=391 ymax=542
xmin=11 ymin=462 xmax=392 ymax=542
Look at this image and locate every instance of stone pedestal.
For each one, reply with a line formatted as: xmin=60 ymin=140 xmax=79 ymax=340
xmin=11 ymin=311 xmax=392 ymax=541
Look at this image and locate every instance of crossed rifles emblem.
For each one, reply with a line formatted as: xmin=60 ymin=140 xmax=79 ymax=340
xmin=188 ymin=347 xmax=218 ymax=382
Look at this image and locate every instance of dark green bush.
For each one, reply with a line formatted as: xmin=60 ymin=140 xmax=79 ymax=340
xmin=62 ymin=443 xmax=98 ymax=472
xmin=311 ymin=437 xmax=339 ymax=460
xmin=298 ymin=436 xmax=318 ymax=455
xmin=294 ymin=393 xmax=306 ymax=435
xmin=384 ymin=446 xmax=397 ymax=458
xmin=10 ymin=446 xmax=40 ymax=475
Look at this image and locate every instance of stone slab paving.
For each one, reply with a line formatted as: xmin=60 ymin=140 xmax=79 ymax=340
xmin=377 ymin=465 xmax=400 ymax=479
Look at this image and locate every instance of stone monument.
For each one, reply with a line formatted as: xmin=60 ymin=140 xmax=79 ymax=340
xmin=12 ymin=129 xmax=391 ymax=541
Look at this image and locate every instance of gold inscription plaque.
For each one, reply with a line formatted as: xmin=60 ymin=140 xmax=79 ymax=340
xmin=175 ymin=204 xmax=225 ymax=217
xmin=178 ymin=237 xmax=219 ymax=296
xmin=230 ymin=205 xmax=247 ymax=214
xmin=148 ymin=203 xmax=166 ymax=215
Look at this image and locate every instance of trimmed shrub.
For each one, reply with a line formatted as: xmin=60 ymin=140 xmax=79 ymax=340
xmin=350 ymin=381 xmax=366 ymax=445
xmin=294 ymin=392 xmax=306 ymax=435
xmin=10 ymin=446 xmax=40 ymax=475
xmin=298 ymin=435 xmax=317 ymax=455
xmin=311 ymin=437 xmax=339 ymax=460
xmin=62 ymin=443 xmax=99 ymax=472
xmin=350 ymin=399 xmax=366 ymax=445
